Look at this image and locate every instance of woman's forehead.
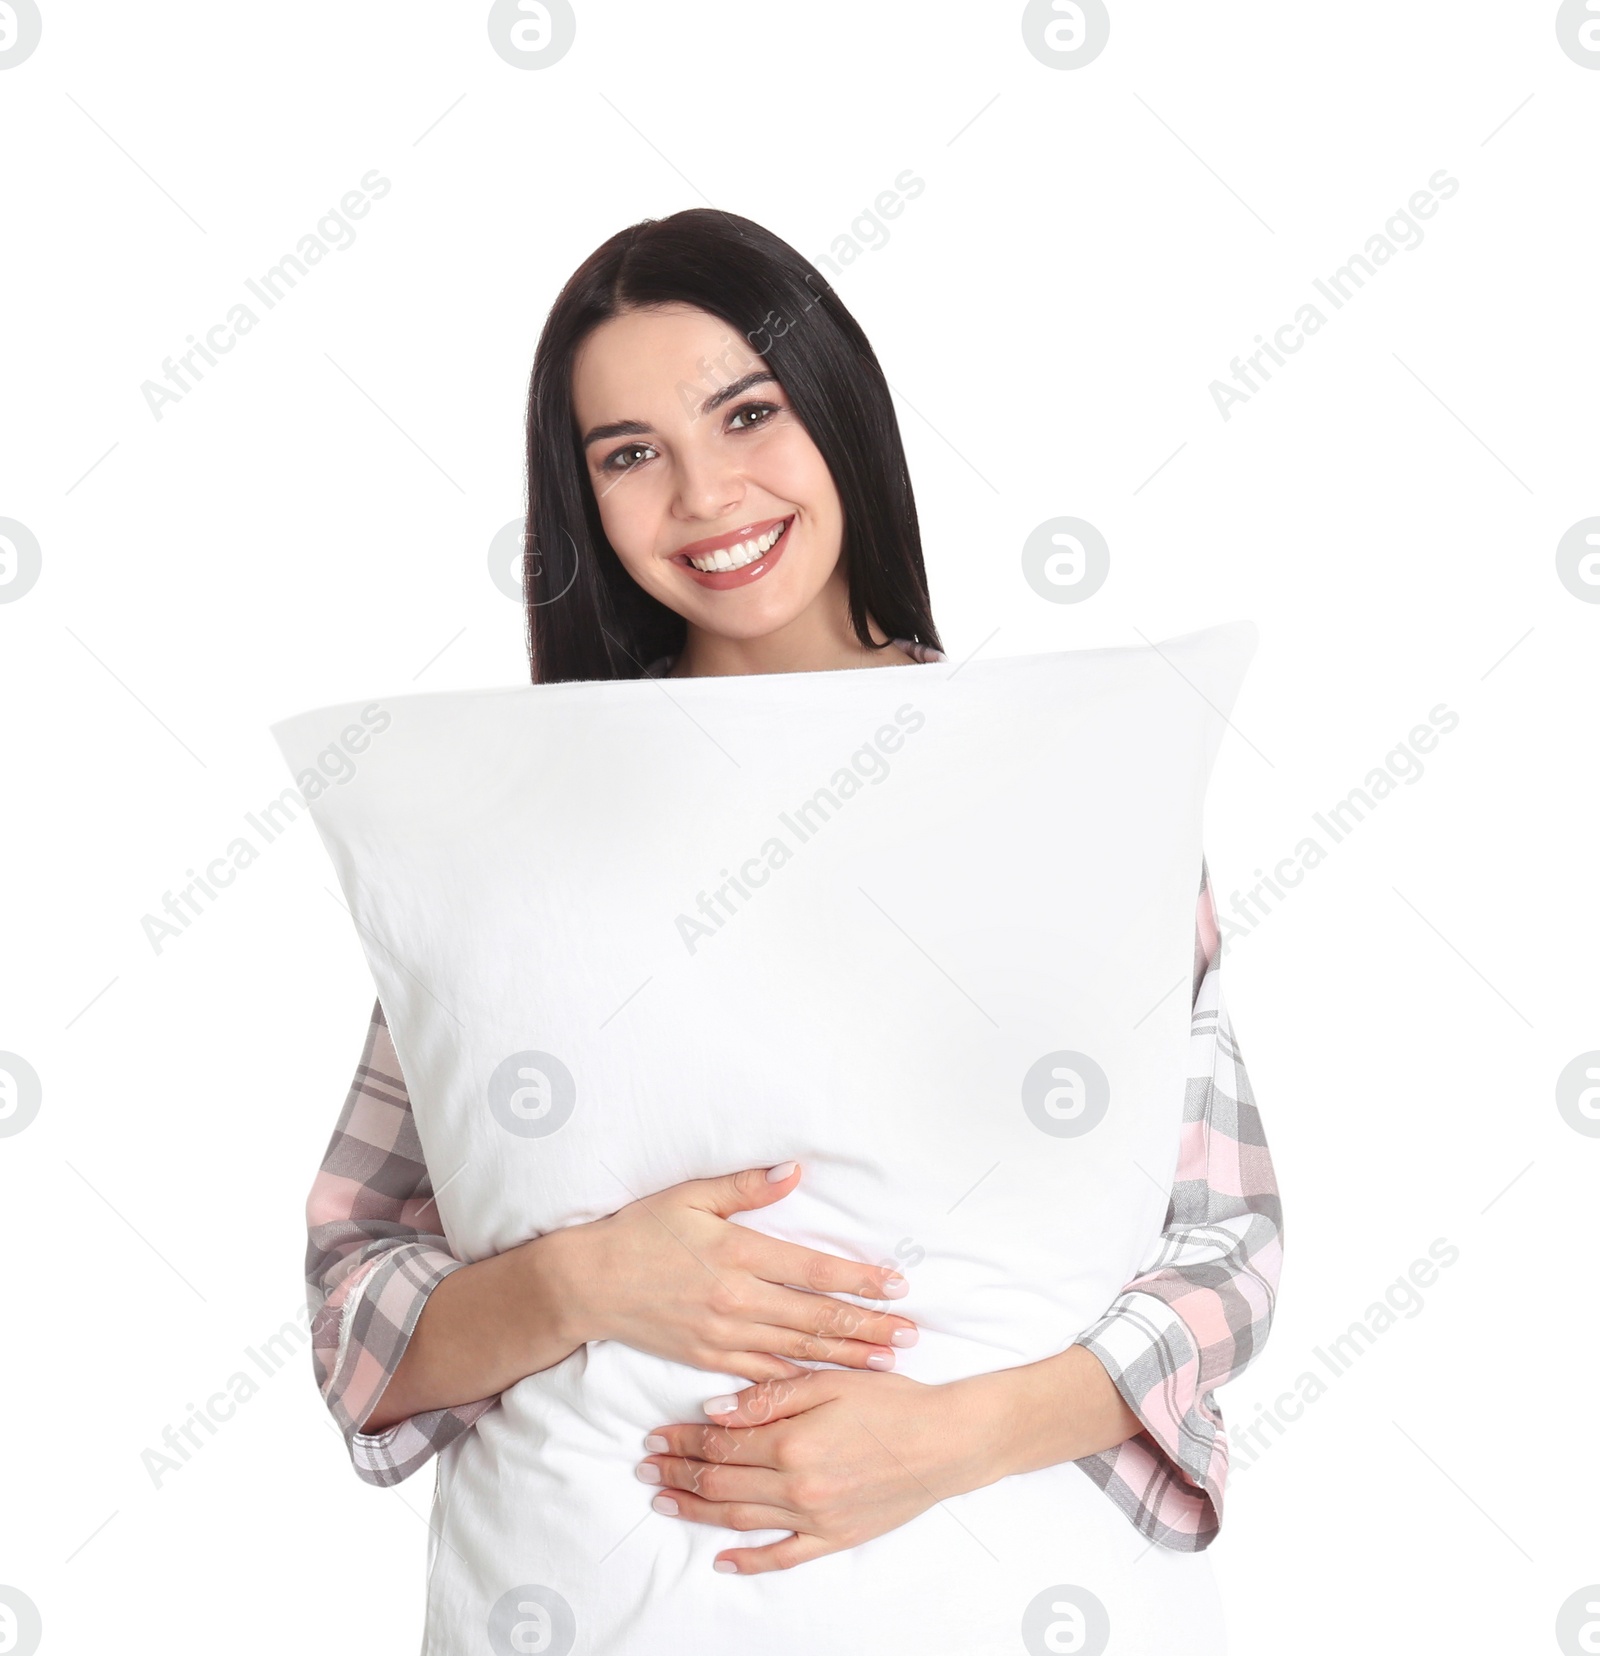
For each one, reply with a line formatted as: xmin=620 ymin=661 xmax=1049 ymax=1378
xmin=573 ymin=305 xmax=772 ymax=424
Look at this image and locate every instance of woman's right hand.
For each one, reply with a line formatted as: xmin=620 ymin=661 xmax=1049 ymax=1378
xmin=540 ymin=1162 xmax=917 ymax=1384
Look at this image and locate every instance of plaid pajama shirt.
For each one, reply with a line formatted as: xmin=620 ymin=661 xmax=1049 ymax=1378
xmin=304 ymin=645 xmax=1283 ymax=1552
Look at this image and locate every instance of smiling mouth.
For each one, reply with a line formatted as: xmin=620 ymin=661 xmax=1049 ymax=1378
xmin=674 ymin=516 xmax=793 ymax=573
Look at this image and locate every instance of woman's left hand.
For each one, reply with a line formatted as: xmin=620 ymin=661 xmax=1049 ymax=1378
xmin=636 ymin=1369 xmax=1003 ymax=1574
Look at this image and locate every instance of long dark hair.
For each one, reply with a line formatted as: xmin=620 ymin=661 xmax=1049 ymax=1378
xmin=521 ymin=209 xmax=941 ymax=684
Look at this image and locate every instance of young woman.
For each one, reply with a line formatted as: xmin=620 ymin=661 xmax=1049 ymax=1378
xmin=304 ymin=210 xmax=1282 ymax=1642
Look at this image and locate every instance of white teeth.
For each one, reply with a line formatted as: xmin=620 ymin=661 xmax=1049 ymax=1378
xmin=687 ymin=520 xmax=787 ymax=573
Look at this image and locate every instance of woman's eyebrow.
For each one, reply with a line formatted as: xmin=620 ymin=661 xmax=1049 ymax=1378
xmin=699 ymin=369 xmax=777 ymax=416
xmin=579 ymin=370 xmax=779 ymax=449
xmin=580 ymin=415 xmax=651 ymax=448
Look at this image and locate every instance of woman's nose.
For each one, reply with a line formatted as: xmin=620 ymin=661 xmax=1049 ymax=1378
xmin=671 ymin=451 xmax=744 ymax=522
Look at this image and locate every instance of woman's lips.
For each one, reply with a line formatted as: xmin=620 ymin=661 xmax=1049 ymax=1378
xmin=675 ymin=516 xmax=793 ymax=590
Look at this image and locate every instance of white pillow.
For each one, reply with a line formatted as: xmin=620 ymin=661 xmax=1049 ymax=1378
xmin=271 ymin=619 xmax=1257 ymax=1656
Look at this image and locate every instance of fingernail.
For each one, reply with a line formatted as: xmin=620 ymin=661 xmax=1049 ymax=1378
xmin=866 ymin=1350 xmax=895 ymax=1370
xmin=643 ymin=1434 xmax=669 ymax=1453
xmin=890 ymin=1327 xmax=918 ymax=1348
xmin=713 ymin=1559 xmax=739 ymax=1574
xmin=882 ymin=1274 xmax=908 ymax=1298
xmin=634 ymin=1463 xmax=661 ymax=1484
xmin=765 ymin=1161 xmax=798 ymax=1183
xmin=652 ymin=1493 xmax=679 ymax=1515
xmin=703 ymin=1394 xmax=738 ymax=1415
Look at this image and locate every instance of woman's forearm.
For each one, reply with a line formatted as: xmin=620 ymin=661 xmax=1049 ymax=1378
xmin=949 ymin=1344 xmax=1142 ymax=1481
xmin=361 ymin=1164 xmax=925 ymax=1438
xmin=361 ymin=1227 xmax=586 ymax=1435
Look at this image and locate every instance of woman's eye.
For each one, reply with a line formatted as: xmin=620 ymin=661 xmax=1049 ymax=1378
xmin=598 ymin=404 xmax=778 ymax=473
xmin=728 ymin=401 xmax=780 ymax=432
xmin=602 ymin=442 xmax=655 ymax=474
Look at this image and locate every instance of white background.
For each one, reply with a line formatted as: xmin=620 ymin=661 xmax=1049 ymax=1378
xmin=2 ymin=3 xmax=1597 ymax=1652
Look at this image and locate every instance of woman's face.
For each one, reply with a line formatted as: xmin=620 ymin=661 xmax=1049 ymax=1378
xmin=570 ymin=302 xmax=845 ymax=646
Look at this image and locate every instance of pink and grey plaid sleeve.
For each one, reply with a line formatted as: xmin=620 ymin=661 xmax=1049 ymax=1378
xmin=1070 ymin=856 xmax=1284 ymax=1550
xmin=305 ymin=999 xmax=496 ymax=1487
